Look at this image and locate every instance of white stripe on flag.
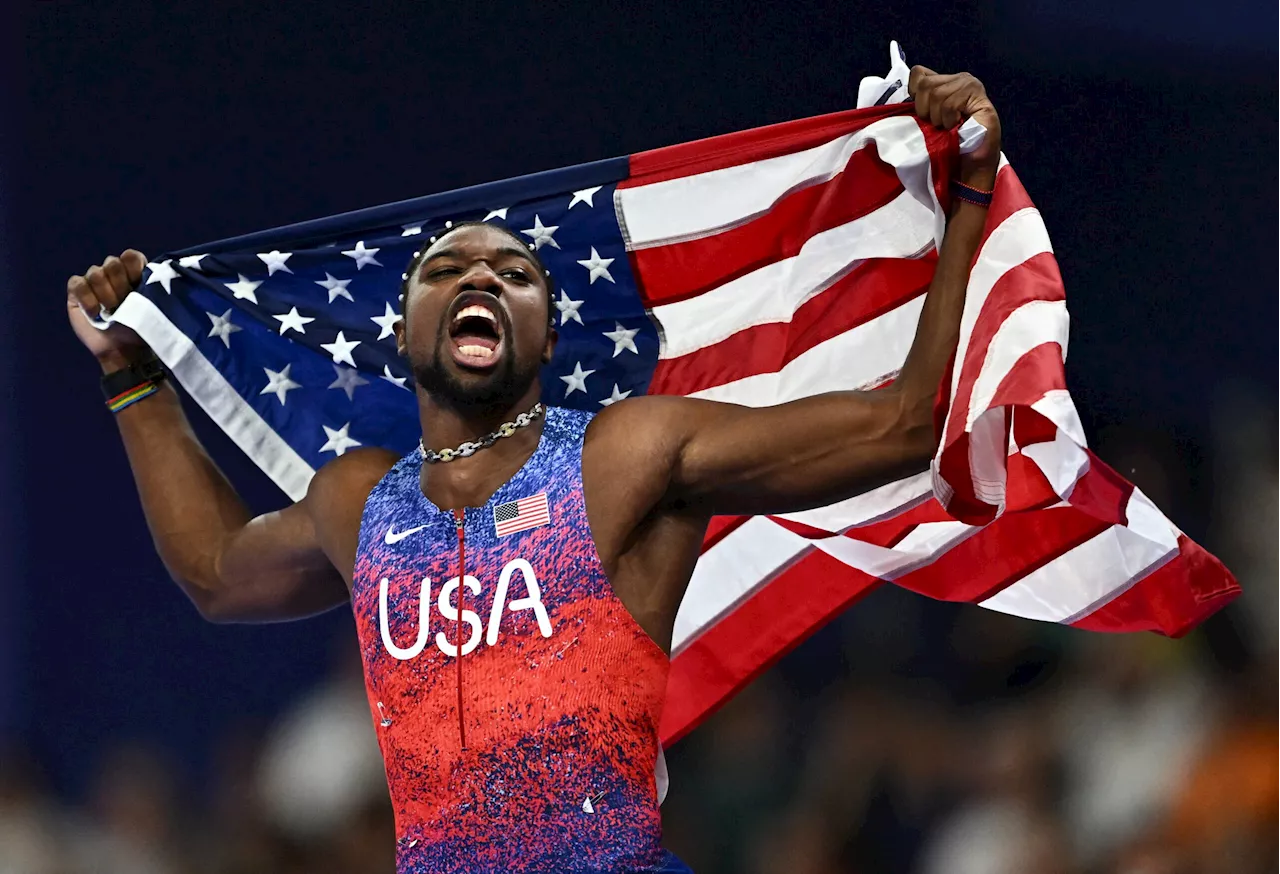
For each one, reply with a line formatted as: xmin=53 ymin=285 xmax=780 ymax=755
xmin=684 ymin=295 xmax=923 ymax=405
xmin=672 ymin=516 xmax=811 ymax=653
xmin=650 ymin=190 xmax=935 ymax=359
xmin=948 ymin=207 xmax=1054 ymax=401
xmin=110 ymin=293 xmax=316 ymax=501
xmin=619 ymin=116 xmax=926 ymax=249
xmin=808 ymin=519 xmax=977 ymax=579
xmin=978 ymin=489 xmax=1180 ymax=623
xmin=1031 ymin=389 xmax=1087 ymax=447
xmin=1020 ymin=423 xmax=1091 ymax=500
xmin=775 ymin=470 xmax=933 ymax=533
xmin=965 ymin=299 xmax=1069 ymax=430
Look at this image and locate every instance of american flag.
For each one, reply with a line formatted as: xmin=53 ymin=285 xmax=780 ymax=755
xmin=493 ymin=493 xmax=552 ymax=538
xmin=108 ymin=45 xmax=1239 ymax=746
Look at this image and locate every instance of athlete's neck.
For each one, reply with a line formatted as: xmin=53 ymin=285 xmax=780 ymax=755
xmin=415 ymin=384 xmax=546 ymax=510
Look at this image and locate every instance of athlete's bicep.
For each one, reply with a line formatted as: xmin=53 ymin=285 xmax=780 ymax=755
xmin=602 ymin=392 xmax=931 ymax=518
xmin=206 ymin=500 xmax=349 ymax=623
xmin=202 ymin=450 xmax=395 ymax=623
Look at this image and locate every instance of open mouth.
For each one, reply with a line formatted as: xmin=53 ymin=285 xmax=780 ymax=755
xmin=448 ymin=302 xmax=504 ymax=368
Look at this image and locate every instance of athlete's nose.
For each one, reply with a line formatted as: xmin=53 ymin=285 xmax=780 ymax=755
xmin=458 ymin=261 xmax=504 ymax=297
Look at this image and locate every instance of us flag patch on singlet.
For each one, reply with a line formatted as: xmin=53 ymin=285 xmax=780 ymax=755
xmin=493 ymin=493 xmax=551 ymax=537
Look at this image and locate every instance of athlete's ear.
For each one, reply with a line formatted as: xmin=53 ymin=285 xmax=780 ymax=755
xmin=394 ymin=315 xmax=408 ymax=357
xmin=541 ymin=325 xmax=558 ymax=365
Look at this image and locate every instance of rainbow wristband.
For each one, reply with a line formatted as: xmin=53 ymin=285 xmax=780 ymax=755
xmin=107 ymin=381 xmax=161 ymax=413
xmin=950 ymin=179 xmax=994 ymax=207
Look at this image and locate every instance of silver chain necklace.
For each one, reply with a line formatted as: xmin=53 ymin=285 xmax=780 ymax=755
xmin=419 ymin=402 xmax=545 ymax=464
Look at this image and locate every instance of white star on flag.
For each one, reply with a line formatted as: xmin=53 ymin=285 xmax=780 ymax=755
xmin=554 ymin=290 xmax=584 ymax=326
xmin=599 ymin=384 xmax=632 ymax=407
xmin=370 ymin=302 xmax=403 ymax=340
xmin=569 ymin=186 xmax=603 ymax=209
xmin=559 ymin=361 xmax=595 ymax=396
xmin=145 ymin=260 xmax=179 ymax=294
xmin=273 ymin=306 xmax=315 ymax=336
xmin=315 ymin=272 xmax=354 ymax=303
xmin=602 ymin=322 xmax=639 ymax=357
xmin=521 ymin=215 xmax=560 ymax=250
xmin=178 ymin=254 xmax=207 ymax=270
xmin=328 ymin=364 xmax=369 ymax=400
xmin=483 ymin=207 xmax=509 ymax=221
xmin=382 ymin=365 xmax=408 ymax=389
xmin=260 ymin=364 xmax=301 ymax=405
xmin=342 ymin=241 xmax=382 ymax=269
xmin=321 ymin=331 xmax=361 ymax=366
xmin=257 ymin=250 xmax=293 ymax=275
xmin=206 ymin=309 xmax=242 ymax=348
xmin=225 ymin=274 xmax=262 ymax=304
xmin=577 ymin=247 xmax=615 ymax=284
xmin=320 ymin=422 xmax=361 ymax=456
xmin=402 ymin=224 xmax=423 ymax=236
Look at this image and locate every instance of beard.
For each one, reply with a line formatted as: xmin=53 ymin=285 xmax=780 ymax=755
xmin=410 ymin=322 xmax=539 ymax=415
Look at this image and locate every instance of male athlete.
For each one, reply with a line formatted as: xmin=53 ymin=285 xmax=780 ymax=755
xmin=66 ymin=67 xmax=999 ymax=873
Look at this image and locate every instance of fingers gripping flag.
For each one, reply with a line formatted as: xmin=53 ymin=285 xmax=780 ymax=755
xmin=106 ymin=42 xmax=1239 ymax=745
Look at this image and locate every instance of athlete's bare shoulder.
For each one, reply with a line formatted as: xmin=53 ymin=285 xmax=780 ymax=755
xmin=582 ymin=397 xmax=691 ymax=556
xmin=307 ymin=446 xmax=401 ymax=510
xmin=304 ymin=447 xmax=401 ymax=569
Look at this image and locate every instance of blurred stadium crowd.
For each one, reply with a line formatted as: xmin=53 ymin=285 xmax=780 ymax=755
xmin=1 ymin=398 xmax=1274 ymax=874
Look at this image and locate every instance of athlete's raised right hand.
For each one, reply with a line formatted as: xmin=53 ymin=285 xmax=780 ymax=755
xmin=67 ymin=249 xmax=149 ymax=367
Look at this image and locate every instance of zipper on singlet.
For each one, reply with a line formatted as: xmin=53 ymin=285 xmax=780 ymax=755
xmin=453 ymin=508 xmax=468 ymax=750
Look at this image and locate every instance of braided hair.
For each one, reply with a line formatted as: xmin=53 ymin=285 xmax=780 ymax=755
xmin=398 ymin=221 xmax=558 ymax=327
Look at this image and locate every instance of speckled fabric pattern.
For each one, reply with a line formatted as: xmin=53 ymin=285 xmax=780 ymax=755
xmin=352 ymin=407 xmax=680 ymax=873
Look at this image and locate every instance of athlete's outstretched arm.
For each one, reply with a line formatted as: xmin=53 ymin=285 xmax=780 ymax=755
xmin=66 ymin=251 xmax=359 ymax=623
xmin=596 ymin=67 xmax=1001 ymax=519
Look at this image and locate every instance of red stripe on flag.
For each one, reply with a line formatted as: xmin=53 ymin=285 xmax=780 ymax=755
xmin=662 ymin=548 xmax=883 ymax=745
xmin=625 ymin=103 xmax=911 ymax=186
xmin=1069 ymin=536 xmax=1241 ymax=637
xmin=988 ymin=342 xmax=1068 ymax=411
xmin=649 ymin=257 xmax=936 ymax=396
xmin=936 ymin=254 xmax=1068 ymax=523
xmin=1003 ymin=451 xmax=1063 ymax=514
xmin=889 ymin=506 xmax=1109 ymax=604
xmin=889 ymin=458 xmax=1129 ymax=605
xmin=630 ymin=148 xmax=905 ymax=307
xmin=942 ymin=250 xmax=1066 ymax=450
xmin=1064 ymin=452 xmax=1132 ymax=527
xmin=938 ymin=166 xmax=1044 ymax=444
xmin=982 ymin=164 xmax=1035 ymax=234
xmin=769 ymin=516 xmax=839 ymax=539
xmin=845 ymin=496 xmax=955 ymax=547
xmin=1012 ymin=404 xmax=1061 ymax=449
xmin=702 ymin=515 xmax=749 ymax=552
xmin=663 ymin=474 xmax=1239 ymax=743
xmin=923 ymin=122 xmax=960 ymax=212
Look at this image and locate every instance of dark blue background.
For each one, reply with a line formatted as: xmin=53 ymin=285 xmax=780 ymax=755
xmin=5 ymin=0 xmax=1275 ymax=794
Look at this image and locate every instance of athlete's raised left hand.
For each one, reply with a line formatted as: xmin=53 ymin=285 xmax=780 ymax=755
xmin=908 ymin=66 xmax=1001 ymax=181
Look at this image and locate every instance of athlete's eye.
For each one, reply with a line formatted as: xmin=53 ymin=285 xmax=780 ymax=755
xmin=428 ymin=267 xmax=460 ymax=279
xmin=502 ymin=269 xmax=530 ymax=283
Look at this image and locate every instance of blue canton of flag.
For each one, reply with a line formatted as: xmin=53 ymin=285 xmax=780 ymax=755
xmin=115 ymin=158 xmax=656 ymax=500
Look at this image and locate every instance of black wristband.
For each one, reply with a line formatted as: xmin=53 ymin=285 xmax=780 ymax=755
xmin=950 ymin=179 xmax=994 ymax=208
xmin=101 ymin=350 xmax=167 ymax=404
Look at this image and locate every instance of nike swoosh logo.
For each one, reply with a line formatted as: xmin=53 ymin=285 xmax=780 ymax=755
xmin=384 ymin=524 xmax=428 ymax=545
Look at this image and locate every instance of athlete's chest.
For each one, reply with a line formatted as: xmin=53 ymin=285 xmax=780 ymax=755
xmin=366 ymin=495 xmax=601 ymax=650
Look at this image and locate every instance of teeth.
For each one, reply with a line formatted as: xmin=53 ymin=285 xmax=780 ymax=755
xmin=453 ymin=305 xmax=497 ymax=325
xmin=457 ymin=344 xmax=494 ymax=359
